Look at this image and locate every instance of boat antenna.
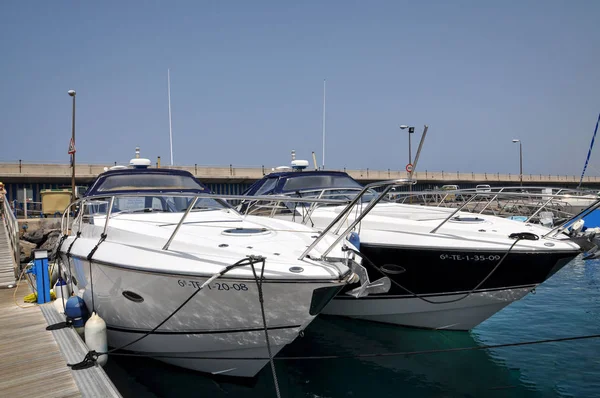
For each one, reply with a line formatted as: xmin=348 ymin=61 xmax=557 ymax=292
xmin=578 ymin=113 xmax=600 ymax=189
xmin=322 ymin=79 xmax=326 ymax=170
xmin=168 ymin=68 xmax=174 ymax=166
xmin=312 ymin=151 xmax=318 ymax=170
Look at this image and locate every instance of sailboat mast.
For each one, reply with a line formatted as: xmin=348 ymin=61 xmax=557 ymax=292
xmin=578 ymin=113 xmax=600 ymax=189
xmin=168 ymin=69 xmax=174 ymax=166
xmin=322 ymin=79 xmax=326 ymax=170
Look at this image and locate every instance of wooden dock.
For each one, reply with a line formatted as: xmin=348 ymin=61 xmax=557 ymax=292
xmin=0 ymin=285 xmax=121 ymax=397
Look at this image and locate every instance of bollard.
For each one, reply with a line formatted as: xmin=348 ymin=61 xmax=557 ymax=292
xmin=30 ymin=250 xmax=51 ymax=304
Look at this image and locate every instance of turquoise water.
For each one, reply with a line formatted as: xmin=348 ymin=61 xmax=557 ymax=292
xmin=105 ymin=257 xmax=600 ymax=398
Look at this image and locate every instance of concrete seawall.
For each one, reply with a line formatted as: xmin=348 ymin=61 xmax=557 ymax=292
xmin=1 ymin=162 xmax=597 ymax=185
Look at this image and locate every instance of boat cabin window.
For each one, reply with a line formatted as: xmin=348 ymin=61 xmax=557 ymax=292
xmin=96 ymin=174 xmax=206 ymax=192
xmin=282 ymin=175 xmax=362 ymax=192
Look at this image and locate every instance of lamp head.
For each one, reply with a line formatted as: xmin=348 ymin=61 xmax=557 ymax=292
xmin=68 ymin=90 xmax=76 ymax=97
xmin=512 ymin=139 xmax=520 ymax=143
xmin=400 ymin=125 xmax=408 ymax=129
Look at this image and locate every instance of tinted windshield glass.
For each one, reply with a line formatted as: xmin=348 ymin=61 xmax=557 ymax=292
xmin=254 ymin=178 xmax=277 ymax=195
xmin=282 ymin=175 xmax=362 ymax=192
xmin=96 ymin=174 xmax=206 ymax=192
xmin=83 ymin=195 xmax=229 ymax=216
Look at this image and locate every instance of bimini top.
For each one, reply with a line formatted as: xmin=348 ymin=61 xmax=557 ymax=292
xmin=243 ymin=170 xmax=362 ymax=196
xmin=84 ymin=168 xmax=210 ymax=197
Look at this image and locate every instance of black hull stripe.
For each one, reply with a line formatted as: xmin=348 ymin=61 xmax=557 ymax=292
xmin=356 ymin=244 xmax=577 ymax=295
xmin=332 ymin=284 xmax=537 ymax=300
xmin=106 ymin=324 xmax=302 ymax=335
xmin=361 ymin=243 xmax=578 ymax=255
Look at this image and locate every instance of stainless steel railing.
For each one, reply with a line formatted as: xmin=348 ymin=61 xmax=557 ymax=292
xmin=237 ymin=184 xmax=600 ymax=238
xmin=1 ymin=193 xmax=20 ymax=275
xmin=60 ymin=192 xmax=357 ymax=261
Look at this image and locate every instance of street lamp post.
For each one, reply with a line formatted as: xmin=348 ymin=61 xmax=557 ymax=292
xmin=68 ymin=90 xmax=76 ymax=203
xmin=400 ymin=125 xmax=416 ymax=201
xmin=400 ymin=125 xmax=415 ymax=166
xmin=512 ymin=139 xmax=523 ymax=186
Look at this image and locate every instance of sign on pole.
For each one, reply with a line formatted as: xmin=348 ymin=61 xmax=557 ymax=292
xmin=68 ymin=138 xmax=76 ymax=155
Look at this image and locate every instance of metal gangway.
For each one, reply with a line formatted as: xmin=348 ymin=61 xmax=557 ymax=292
xmin=0 ymin=192 xmax=19 ymax=287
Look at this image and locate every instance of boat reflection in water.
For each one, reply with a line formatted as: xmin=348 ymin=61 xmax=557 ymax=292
xmin=105 ymin=316 xmax=546 ymax=397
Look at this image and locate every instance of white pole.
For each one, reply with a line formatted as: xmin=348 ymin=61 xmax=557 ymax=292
xmin=23 ymin=187 xmax=27 ymax=220
xmin=168 ymin=69 xmax=174 ymax=166
xmin=322 ymin=79 xmax=326 ymax=170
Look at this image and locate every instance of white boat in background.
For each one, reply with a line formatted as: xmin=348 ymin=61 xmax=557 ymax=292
xmin=240 ymin=170 xmax=598 ymax=331
xmin=58 ymin=159 xmax=369 ymax=378
xmin=557 ymin=192 xmax=599 ymax=215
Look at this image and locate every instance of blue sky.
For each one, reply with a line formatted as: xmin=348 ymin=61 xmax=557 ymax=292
xmin=0 ymin=1 xmax=599 ymax=176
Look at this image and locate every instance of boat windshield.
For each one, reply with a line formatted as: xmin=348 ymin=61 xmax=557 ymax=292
xmin=281 ymin=174 xmax=362 ymax=192
xmin=84 ymin=195 xmax=230 ymax=216
xmin=277 ymin=175 xmax=386 ymax=206
xmin=96 ymin=173 xmax=206 ymax=192
xmin=85 ymin=172 xmax=233 ymax=215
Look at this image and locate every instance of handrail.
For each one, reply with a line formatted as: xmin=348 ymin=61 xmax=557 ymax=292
xmin=163 ymin=197 xmax=198 ymax=250
xmin=242 ymin=184 xmax=600 ymax=237
xmin=1 ymin=193 xmax=20 ymax=274
xmin=392 ymin=187 xmax=600 ymax=233
xmin=429 ymin=193 xmax=481 ymax=234
xmin=525 ymin=188 xmax=568 ymax=222
xmin=58 ymin=191 xmax=371 ymax=261
xmin=298 ymin=178 xmax=415 ymax=260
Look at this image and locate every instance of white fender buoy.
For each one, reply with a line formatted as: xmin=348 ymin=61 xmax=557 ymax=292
xmin=571 ymin=219 xmax=585 ymax=234
xmin=84 ymin=312 xmax=108 ymax=366
xmin=53 ymin=277 xmax=71 ymax=315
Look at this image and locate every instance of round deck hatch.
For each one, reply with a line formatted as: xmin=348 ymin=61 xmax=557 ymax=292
xmin=449 ymin=216 xmax=485 ymax=223
xmin=222 ymin=228 xmax=271 ymax=236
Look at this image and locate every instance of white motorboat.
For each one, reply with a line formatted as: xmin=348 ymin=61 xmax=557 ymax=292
xmin=57 ymin=161 xmax=367 ymax=377
xmin=240 ymin=171 xmax=596 ymax=331
xmin=557 ymin=193 xmax=599 ymax=215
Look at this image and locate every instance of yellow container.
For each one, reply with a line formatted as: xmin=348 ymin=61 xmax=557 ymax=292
xmin=41 ymin=189 xmax=71 ymax=216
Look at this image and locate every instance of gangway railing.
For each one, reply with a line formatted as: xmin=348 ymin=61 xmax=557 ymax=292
xmin=1 ymin=192 xmax=20 ymax=278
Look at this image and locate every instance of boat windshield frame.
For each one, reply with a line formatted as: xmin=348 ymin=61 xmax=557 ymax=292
xmin=84 ymin=168 xmax=209 ymax=197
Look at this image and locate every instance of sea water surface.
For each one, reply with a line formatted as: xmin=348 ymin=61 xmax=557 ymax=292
xmin=104 ymin=257 xmax=600 ymax=398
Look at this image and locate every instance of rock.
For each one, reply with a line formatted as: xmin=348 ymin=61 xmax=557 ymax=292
xmin=23 ymin=229 xmax=46 ymax=245
xmin=24 ymin=228 xmax=61 ymax=246
xmin=40 ymin=230 xmax=62 ymax=261
xmin=19 ymin=240 xmax=37 ymax=263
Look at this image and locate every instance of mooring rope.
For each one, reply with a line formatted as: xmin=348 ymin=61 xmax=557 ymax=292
xmin=344 ymin=235 xmax=523 ymax=305
xmin=107 ymin=333 xmax=600 ymax=361
xmin=250 ymin=258 xmax=281 ymax=398
xmin=67 ymin=256 xmax=267 ymax=369
xmin=86 ymin=233 xmax=107 ymax=314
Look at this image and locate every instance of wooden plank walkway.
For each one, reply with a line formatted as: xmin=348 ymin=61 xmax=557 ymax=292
xmin=0 ymin=286 xmax=121 ymax=398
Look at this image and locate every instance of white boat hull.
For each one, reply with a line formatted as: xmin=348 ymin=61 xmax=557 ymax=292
xmin=62 ymin=254 xmax=345 ymax=377
xmin=322 ymin=286 xmax=533 ymax=330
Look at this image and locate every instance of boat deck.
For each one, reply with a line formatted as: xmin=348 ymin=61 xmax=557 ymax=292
xmin=0 ymin=285 xmax=121 ymax=397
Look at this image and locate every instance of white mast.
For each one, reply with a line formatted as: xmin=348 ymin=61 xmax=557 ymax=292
xmin=322 ymin=79 xmax=326 ymax=170
xmin=168 ymin=68 xmax=174 ymax=166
